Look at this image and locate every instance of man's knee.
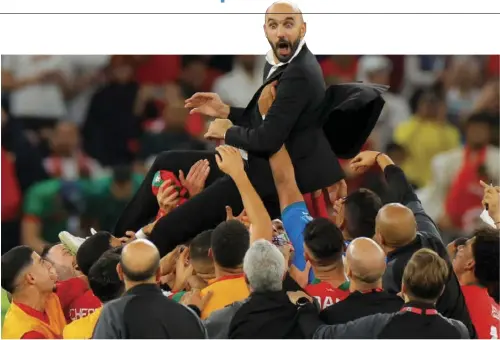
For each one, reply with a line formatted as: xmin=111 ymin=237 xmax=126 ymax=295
xmin=152 ymin=150 xmax=183 ymax=170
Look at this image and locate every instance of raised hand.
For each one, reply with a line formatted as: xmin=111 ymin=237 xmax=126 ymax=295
xmin=156 ymin=180 xmax=180 ymax=214
xmin=179 ymin=160 xmax=210 ymax=198
xmin=350 ymin=151 xmax=381 ymax=174
xmin=184 ymin=92 xmax=229 ymax=118
xmin=215 ymin=145 xmax=245 ymax=178
xmin=226 ymin=206 xmax=251 ymax=229
xmin=204 ymin=118 xmax=233 ymax=140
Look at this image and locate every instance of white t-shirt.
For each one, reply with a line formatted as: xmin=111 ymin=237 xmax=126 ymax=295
xmin=212 ymin=57 xmax=265 ymax=108
xmin=2 ymin=55 xmax=69 ymax=119
xmin=63 ymin=55 xmax=110 ymax=125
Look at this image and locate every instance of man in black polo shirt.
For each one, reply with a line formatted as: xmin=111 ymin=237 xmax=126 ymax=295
xmin=288 ymin=248 xmax=470 ymax=338
xmin=92 ymin=239 xmax=208 ymax=339
xmin=320 ymin=237 xmax=403 ymax=324
xmin=349 ymin=150 xmax=476 ymax=338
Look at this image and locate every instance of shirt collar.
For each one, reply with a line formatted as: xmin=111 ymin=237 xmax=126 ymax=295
xmin=265 ymin=39 xmax=306 ymax=67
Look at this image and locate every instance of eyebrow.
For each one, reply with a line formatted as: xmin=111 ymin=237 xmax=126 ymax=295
xmin=267 ymin=16 xmax=296 ymax=23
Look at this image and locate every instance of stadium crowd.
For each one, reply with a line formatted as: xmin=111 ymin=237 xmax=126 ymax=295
xmin=1 ymin=38 xmax=500 ymax=339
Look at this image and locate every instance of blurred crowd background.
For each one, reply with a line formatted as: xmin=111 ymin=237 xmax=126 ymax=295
xmin=1 ymin=54 xmax=499 ymax=260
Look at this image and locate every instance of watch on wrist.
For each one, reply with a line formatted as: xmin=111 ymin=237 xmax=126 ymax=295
xmin=296 ymin=297 xmax=310 ymax=308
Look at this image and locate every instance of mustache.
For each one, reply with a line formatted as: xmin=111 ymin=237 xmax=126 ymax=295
xmin=275 ymin=39 xmax=291 ymax=48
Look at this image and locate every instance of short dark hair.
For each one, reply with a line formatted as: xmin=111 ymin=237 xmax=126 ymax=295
xmin=1 ymin=246 xmax=34 ymax=294
xmin=403 ymin=248 xmax=449 ymax=302
xmin=112 ymin=165 xmax=132 ymax=185
xmin=76 ymin=231 xmax=113 ymax=276
xmin=303 ymin=218 xmax=344 ymax=265
xmin=211 ymin=220 xmax=249 ymax=269
xmin=344 ymin=189 xmax=382 ymax=239
xmin=88 ymin=249 xmax=124 ymax=302
xmin=190 ymin=230 xmax=213 ymax=263
xmin=41 ymin=243 xmax=58 ymax=259
xmin=472 ymin=228 xmax=499 ymax=289
xmin=465 ymin=113 xmax=493 ymax=128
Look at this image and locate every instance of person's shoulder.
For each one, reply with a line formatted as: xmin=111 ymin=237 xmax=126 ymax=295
xmin=26 ymin=179 xmax=61 ymax=197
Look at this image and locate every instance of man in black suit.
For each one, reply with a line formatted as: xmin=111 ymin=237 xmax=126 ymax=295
xmin=114 ymin=1 xmax=386 ymax=256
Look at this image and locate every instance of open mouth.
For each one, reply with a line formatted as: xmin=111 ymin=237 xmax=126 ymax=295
xmin=277 ymin=41 xmax=291 ymax=56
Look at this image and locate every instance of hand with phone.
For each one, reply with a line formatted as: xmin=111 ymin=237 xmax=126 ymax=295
xmin=480 ymin=180 xmax=500 ymax=227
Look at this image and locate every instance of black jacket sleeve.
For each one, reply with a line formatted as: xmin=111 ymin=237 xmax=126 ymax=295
xmin=383 ymin=165 xmax=442 ymax=241
xmin=296 ymin=303 xmax=393 ymax=339
xmin=227 ymin=107 xmax=247 ymax=126
xmin=225 ymin=71 xmax=310 ymax=155
xmin=92 ymin=302 xmax=125 ymax=339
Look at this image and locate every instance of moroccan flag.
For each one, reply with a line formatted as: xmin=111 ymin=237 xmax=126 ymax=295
xmin=151 ymin=170 xmax=189 ymax=220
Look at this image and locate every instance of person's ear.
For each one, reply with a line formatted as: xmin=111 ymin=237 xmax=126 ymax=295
xmin=25 ymin=271 xmax=36 ymax=286
xmin=116 ymin=263 xmax=124 ymax=281
xmin=465 ymin=258 xmax=475 ymax=272
xmin=301 ymin=22 xmax=307 ymax=39
xmin=155 ymin=267 xmax=161 ymax=283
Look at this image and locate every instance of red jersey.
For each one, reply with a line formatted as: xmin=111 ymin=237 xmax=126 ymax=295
xmin=305 ymin=280 xmax=350 ymax=310
xmin=461 ymin=285 xmax=500 ymax=339
xmin=65 ymin=288 xmax=102 ymax=322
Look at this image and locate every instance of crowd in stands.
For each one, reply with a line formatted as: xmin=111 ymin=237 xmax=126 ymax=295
xmin=1 ymin=54 xmax=499 ymax=338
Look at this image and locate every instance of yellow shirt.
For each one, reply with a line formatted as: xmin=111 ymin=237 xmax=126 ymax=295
xmin=200 ymin=274 xmax=249 ymax=319
xmin=63 ymin=307 xmax=102 ymax=339
xmin=2 ymin=294 xmax=66 ymax=339
xmin=394 ymin=117 xmax=460 ymax=187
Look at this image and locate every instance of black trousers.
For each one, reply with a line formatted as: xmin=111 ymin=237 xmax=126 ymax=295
xmin=114 ymin=150 xmax=280 ymax=256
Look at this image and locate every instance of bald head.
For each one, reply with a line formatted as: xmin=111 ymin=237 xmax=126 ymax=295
xmin=120 ymin=240 xmax=160 ymax=282
xmin=266 ymin=1 xmax=303 ymax=22
xmin=375 ymin=203 xmax=417 ymax=248
xmin=264 ymin=1 xmax=306 ymax=63
xmin=346 ymin=237 xmax=386 ymax=284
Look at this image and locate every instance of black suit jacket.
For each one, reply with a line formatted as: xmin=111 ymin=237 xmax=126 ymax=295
xmin=225 ymin=45 xmax=387 ymax=194
xmin=225 ymin=45 xmax=343 ymax=194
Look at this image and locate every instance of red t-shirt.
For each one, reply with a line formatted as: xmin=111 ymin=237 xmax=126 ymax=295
xmin=461 ymin=285 xmax=500 ymax=340
xmin=66 ymin=288 xmax=102 ymax=322
xmin=305 ymin=280 xmax=350 ymax=310
xmin=19 ymin=277 xmax=90 ymax=339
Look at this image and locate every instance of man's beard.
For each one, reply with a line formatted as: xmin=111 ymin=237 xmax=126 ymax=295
xmin=268 ymin=37 xmax=301 ymax=63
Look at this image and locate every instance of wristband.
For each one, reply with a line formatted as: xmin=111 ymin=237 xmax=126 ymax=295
xmin=375 ymin=152 xmax=384 ymax=163
xmin=136 ymin=229 xmax=148 ymax=239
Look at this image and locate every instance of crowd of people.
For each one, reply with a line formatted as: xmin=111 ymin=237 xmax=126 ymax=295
xmin=1 ymin=2 xmax=500 ymax=338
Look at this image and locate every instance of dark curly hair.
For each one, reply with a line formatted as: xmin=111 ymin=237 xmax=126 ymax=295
xmin=472 ymin=227 xmax=500 ymax=303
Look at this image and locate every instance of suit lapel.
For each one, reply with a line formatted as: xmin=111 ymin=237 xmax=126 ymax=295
xmin=263 ymin=63 xmax=272 ymax=82
xmin=247 ymin=64 xmax=288 ymax=120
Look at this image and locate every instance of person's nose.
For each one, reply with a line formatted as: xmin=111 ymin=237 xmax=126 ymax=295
xmin=276 ymin=25 xmax=286 ymax=39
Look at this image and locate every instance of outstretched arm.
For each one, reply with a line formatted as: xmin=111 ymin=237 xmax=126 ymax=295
xmin=269 ymin=146 xmax=304 ymax=212
xmin=215 ymin=146 xmax=273 ymax=243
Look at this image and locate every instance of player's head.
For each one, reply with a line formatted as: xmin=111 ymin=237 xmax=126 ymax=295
xmin=375 ymin=203 xmax=417 ymax=253
xmin=118 ymin=239 xmax=161 ymax=284
xmin=345 ymin=238 xmax=386 ymax=288
xmin=42 ymin=243 xmax=80 ymax=281
xmin=77 ymin=231 xmax=122 ymax=276
xmin=453 ymin=228 xmax=499 ymax=301
xmin=264 ymin=1 xmax=306 ymax=63
xmin=343 ymin=189 xmax=382 ymax=240
xmin=402 ymin=248 xmax=448 ymax=304
xmin=211 ymin=219 xmax=250 ymax=271
xmin=88 ymin=248 xmax=124 ymax=303
xmin=244 ymin=239 xmax=286 ymax=292
xmin=2 ymin=246 xmax=57 ymax=296
xmin=303 ymin=218 xmax=345 ymax=270
xmin=189 ymin=230 xmax=215 ymax=278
